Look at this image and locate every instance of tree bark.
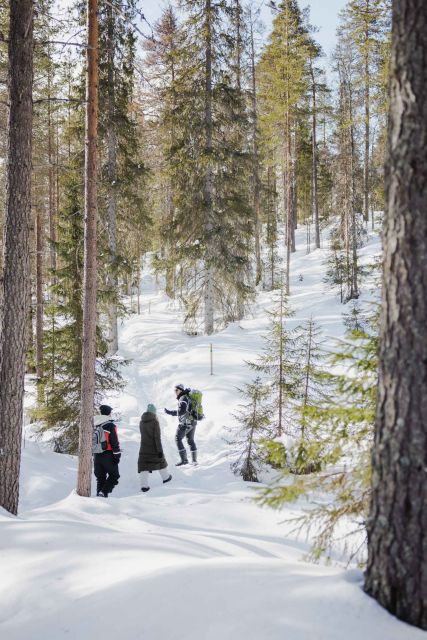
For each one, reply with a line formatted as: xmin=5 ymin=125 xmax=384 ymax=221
xmin=249 ymin=16 xmax=262 ymax=286
xmin=364 ymin=0 xmax=427 ymax=629
xmin=106 ymin=0 xmax=118 ymax=355
xmin=310 ymin=59 xmax=320 ymax=250
xmin=35 ymin=206 xmax=44 ymax=397
xmin=0 ymin=0 xmax=34 ymax=516
xmin=203 ymin=0 xmax=215 ymax=335
xmin=363 ymin=0 xmax=371 ymax=223
xmin=77 ymin=0 xmax=99 ymax=498
xmin=47 ymin=51 xmax=57 ymax=280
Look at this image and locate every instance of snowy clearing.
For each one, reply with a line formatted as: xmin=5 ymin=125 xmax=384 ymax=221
xmin=0 ymin=226 xmax=422 ymax=640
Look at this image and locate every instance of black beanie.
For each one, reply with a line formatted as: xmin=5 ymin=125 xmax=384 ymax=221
xmin=100 ymin=404 xmax=112 ymax=416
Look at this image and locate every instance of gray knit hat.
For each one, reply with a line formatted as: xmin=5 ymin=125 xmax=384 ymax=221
xmin=147 ymin=403 xmax=157 ymax=414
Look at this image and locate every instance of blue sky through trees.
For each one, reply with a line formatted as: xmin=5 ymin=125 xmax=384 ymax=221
xmin=141 ymin=0 xmax=349 ymax=56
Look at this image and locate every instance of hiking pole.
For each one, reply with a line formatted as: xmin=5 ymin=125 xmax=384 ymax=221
xmin=210 ymin=343 xmax=213 ymax=375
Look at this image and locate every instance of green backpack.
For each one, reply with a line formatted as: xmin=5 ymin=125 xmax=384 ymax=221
xmin=188 ymin=389 xmax=204 ymax=421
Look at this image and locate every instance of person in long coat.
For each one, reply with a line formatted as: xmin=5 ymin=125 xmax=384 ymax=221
xmin=138 ymin=403 xmax=172 ymax=492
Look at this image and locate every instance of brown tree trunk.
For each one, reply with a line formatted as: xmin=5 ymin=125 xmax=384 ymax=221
xmin=35 ymin=205 xmax=44 ymax=398
xmin=249 ymin=15 xmax=262 ymax=287
xmin=310 ymin=59 xmax=320 ymax=250
xmin=363 ymin=2 xmax=370 ymax=224
xmin=47 ymin=52 xmax=57 ymax=280
xmin=364 ymin=0 xmax=427 ymax=629
xmin=77 ymin=0 xmax=99 ymax=498
xmin=0 ymin=0 xmax=34 ymax=516
xmin=106 ymin=0 xmax=118 ymax=355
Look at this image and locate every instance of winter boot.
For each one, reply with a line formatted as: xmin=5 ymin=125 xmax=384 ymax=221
xmin=141 ymin=487 xmax=150 ymax=493
xmin=176 ymin=449 xmax=188 ymax=466
xmin=163 ymin=474 xmax=172 ymax=484
xmin=97 ymin=491 xmax=108 ymax=498
xmin=191 ymin=450 xmax=198 ymax=466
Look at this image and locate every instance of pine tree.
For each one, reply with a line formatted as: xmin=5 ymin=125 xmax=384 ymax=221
xmin=344 ymin=0 xmax=391 ymax=224
xmin=291 ymin=317 xmax=331 ymax=473
xmin=259 ymin=0 xmax=311 ymax=294
xmin=258 ymin=309 xmax=379 ymax=560
xmin=323 ymin=229 xmax=346 ymax=303
xmin=154 ymin=0 xmax=254 ymax=334
xmin=248 ymin=285 xmax=299 ymax=438
xmin=0 ymin=0 xmax=34 ymax=515
xmin=97 ymin=0 xmax=147 ymax=352
xmin=365 ymin=0 xmax=427 ymax=626
xmin=226 ymin=377 xmax=272 ymax=482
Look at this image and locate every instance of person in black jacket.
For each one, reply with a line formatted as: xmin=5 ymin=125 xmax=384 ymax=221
xmin=164 ymin=383 xmax=197 ymax=466
xmin=93 ymin=404 xmax=121 ymax=497
xmin=138 ymin=404 xmax=172 ymax=492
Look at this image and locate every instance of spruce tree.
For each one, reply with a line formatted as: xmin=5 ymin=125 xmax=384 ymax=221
xmin=157 ymin=0 xmax=254 ymax=334
xmin=258 ymin=309 xmax=379 ymax=560
xmin=248 ymin=285 xmax=299 ymax=439
xmin=97 ymin=0 xmax=148 ymax=351
xmin=227 ymin=377 xmax=272 ymax=482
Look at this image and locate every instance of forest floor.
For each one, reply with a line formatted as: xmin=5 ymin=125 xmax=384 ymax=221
xmin=1 ymin=224 xmax=423 ymax=639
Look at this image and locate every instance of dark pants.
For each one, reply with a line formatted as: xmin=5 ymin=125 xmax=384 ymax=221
xmin=94 ymin=452 xmax=120 ymax=495
xmin=175 ymin=422 xmax=197 ymax=453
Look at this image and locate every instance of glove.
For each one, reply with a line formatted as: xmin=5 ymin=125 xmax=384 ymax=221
xmin=164 ymin=408 xmax=173 ymax=415
xmin=158 ymin=451 xmax=164 ymax=459
xmin=112 ymin=454 xmax=121 ymax=464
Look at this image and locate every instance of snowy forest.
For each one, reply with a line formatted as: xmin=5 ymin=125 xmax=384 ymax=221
xmin=0 ymin=0 xmax=426 ymax=638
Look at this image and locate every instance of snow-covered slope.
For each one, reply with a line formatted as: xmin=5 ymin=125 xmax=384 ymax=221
xmin=1 ymin=227 xmax=422 ymax=639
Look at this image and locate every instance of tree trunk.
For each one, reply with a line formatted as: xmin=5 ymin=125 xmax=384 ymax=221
xmin=47 ymin=52 xmax=57 ymax=281
xmin=0 ymin=0 xmax=34 ymax=516
xmin=203 ymin=0 xmax=215 ymax=335
xmin=106 ymin=1 xmax=118 ymax=355
xmin=363 ymin=4 xmax=370 ymax=223
xmin=35 ymin=206 xmax=44 ymax=399
xmin=77 ymin=0 xmax=99 ymax=498
xmin=310 ymin=59 xmax=320 ymax=249
xmin=348 ymin=78 xmax=359 ymax=299
xmin=250 ymin=16 xmax=262 ymax=287
xmin=364 ymin=0 xmax=427 ymax=629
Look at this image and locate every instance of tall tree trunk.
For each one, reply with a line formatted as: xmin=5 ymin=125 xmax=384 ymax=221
xmin=0 ymin=0 xmax=34 ymax=516
xmin=291 ymin=126 xmax=297 ymax=251
xmin=363 ymin=3 xmax=370 ymax=223
xmin=348 ymin=77 xmax=359 ymax=299
xmin=285 ymin=115 xmax=292 ymax=296
xmin=77 ymin=0 xmax=99 ymax=498
xmin=47 ymin=50 xmax=57 ymax=280
xmin=365 ymin=0 xmax=427 ymax=629
xmin=310 ymin=59 xmax=320 ymax=249
xmin=35 ymin=205 xmax=44 ymax=400
xmin=249 ymin=16 xmax=262 ymax=286
xmin=203 ymin=0 xmax=214 ymax=335
xmin=106 ymin=0 xmax=118 ymax=354
xmin=277 ymin=283 xmax=284 ymax=437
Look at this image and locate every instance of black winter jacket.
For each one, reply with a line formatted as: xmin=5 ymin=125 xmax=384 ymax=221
xmin=167 ymin=389 xmax=193 ymax=426
xmin=138 ymin=412 xmax=168 ymax=472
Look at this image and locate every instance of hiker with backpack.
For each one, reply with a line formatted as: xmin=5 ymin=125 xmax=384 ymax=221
xmin=93 ymin=404 xmax=121 ymax=497
xmin=164 ymin=383 xmax=202 ymax=466
xmin=138 ymin=404 xmax=172 ymax=492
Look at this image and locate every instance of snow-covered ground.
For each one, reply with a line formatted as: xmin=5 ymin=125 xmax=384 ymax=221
xmin=1 ymin=226 xmax=423 ymax=639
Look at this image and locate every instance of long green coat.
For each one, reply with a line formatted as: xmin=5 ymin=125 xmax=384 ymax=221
xmin=138 ymin=412 xmax=167 ymax=472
